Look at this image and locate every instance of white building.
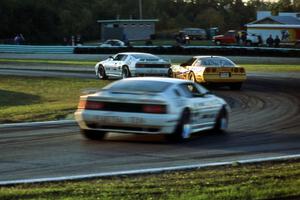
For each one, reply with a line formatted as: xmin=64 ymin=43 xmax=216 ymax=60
xmin=246 ymin=11 xmax=300 ymax=45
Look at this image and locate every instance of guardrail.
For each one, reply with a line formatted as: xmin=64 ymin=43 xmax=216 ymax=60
xmin=0 ymin=44 xmax=74 ymax=54
xmin=75 ymin=45 xmax=300 ymax=57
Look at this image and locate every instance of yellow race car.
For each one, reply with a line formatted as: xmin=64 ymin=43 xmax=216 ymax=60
xmin=170 ymin=56 xmax=246 ymax=90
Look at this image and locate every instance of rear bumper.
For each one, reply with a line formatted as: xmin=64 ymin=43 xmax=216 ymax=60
xmin=197 ymin=74 xmax=246 ymax=83
xmin=75 ymin=110 xmax=178 ymax=135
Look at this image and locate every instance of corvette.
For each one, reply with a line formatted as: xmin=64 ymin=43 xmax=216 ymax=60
xmin=170 ymin=56 xmax=246 ymax=90
xmin=95 ymin=52 xmax=171 ymax=79
xmin=75 ymin=77 xmax=230 ymax=141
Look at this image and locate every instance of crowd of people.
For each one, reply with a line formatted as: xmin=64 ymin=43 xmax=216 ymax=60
xmin=266 ymin=34 xmax=281 ymax=47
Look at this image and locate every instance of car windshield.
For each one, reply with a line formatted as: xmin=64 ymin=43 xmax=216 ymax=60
xmin=131 ymin=54 xmax=160 ymax=61
xmin=181 ymin=58 xmax=196 ymax=67
xmin=201 ymin=58 xmax=235 ymax=67
xmin=103 ymin=80 xmax=172 ymax=93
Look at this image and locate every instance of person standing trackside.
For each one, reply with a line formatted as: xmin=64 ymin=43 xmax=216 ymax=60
xmin=274 ymin=35 xmax=280 ymax=48
xmin=266 ymin=34 xmax=274 ymax=47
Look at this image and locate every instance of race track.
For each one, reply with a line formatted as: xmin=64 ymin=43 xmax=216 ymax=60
xmin=0 ymin=71 xmax=300 ymax=183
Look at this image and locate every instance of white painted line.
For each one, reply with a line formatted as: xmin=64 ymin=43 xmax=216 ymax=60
xmin=0 ymin=120 xmax=76 ymax=128
xmin=1 ymin=154 xmax=300 ymax=186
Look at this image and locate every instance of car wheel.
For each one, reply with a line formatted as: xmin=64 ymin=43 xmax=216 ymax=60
xmin=213 ymin=108 xmax=228 ymax=133
xmin=188 ymin=72 xmax=196 ymax=82
xmin=122 ymin=66 xmax=131 ymax=79
xmin=165 ymin=108 xmax=191 ymax=142
xmin=97 ymin=65 xmax=108 ymax=80
xmin=81 ymin=129 xmax=107 ymax=140
xmin=168 ymin=68 xmax=173 ymax=77
xmin=246 ymin=40 xmax=252 ymax=46
xmin=230 ymin=83 xmax=242 ymax=90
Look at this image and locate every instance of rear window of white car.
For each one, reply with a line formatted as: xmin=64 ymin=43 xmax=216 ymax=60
xmin=131 ymin=54 xmax=160 ymax=61
xmin=104 ymin=80 xmax=172 ymax=93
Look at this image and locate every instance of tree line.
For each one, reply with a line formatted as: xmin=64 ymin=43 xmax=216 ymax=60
xmin=0 ymin=0 xmax=299 ymax=44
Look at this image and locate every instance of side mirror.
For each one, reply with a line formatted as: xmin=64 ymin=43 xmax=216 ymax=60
xmin=108 ymin=56 xmax=114 ymax=60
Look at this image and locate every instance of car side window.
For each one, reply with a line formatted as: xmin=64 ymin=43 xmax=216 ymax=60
xmin=114 ymin=54 xmax=127 ymax=61
xmin=179 ymin=83 xmax=203 ymax=98
xmin=193 ymin=60 xmax=201 ymax=67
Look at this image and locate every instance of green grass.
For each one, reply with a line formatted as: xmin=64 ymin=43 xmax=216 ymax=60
xmin=1 ymin=58 xmax=299 ymax=72
xmin=242 ymin=64 xmax=300 ymax=72
xmin=0 ymin=76 xmax=111 ymax=123
xmin=0 ymin=58 xmax=96 ymax=66
xmin=0 ymin=160 xmax=300 ymax=200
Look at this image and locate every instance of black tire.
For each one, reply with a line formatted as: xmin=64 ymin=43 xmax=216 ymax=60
xmin=188 ymin=72 xmax=196 ymax=82
xmin=230 ymin=83 xmax=242 ymax=90
xmin=213 ymin=108 xmax=228 ymax=133
xmin=122 ymin=66 xmax=131 ymax=79
xmin=215 ymin=40 xmax=221 ymax=45
xmin=246 ymin=40 xmax=252 ymax=46
xmin=97 ymin=65 xmax=108 ymax=80
xmin=165 ymin=109 xmax=191 ymax=142
xmin=168 ymin=68 xmax=173 ymax=77
xmin=81 ymin=129 xmax=107 ymax=140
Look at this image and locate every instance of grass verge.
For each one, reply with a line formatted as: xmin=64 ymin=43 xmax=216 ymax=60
xmin=0 ymin=58 xmax=96 ymax=66
xmin=242 ymin=64 xmax=300 ymax=72
xmin=0 ymin=76 xmax=110 ymax=123
xmin=0 ymin=58 xmax=299 ymax=72
xmin=0 ymin=159 xmax=300 ymax=200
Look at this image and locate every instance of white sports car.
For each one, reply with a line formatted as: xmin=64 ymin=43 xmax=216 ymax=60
xmin=75 ymin=77 xmax=230 ymax=141
xmin=94 ymin=52 xmax=171 ymax=79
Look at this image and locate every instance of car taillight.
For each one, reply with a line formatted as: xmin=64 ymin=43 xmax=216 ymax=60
xmin=240 ymin=68 xmax=245 ymax=73
xmin=234 ymin=68 xmax=239 ymax=73
xmin=143 ymin=105 xmax=166 ymax=114
xmin=205 ymin=68 xmax=211 ymax=73
xmin=211 ymin=68 xmax=217 ymax=73
xmin=78 ymin=100 xmax=104 ymax=110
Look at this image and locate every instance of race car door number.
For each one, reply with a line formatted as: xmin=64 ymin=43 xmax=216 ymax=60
xmin=219 ymin=72 xmax=230 ymax=78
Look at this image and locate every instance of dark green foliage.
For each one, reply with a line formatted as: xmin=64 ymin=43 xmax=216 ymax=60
xmin=0 ymin=0 xmax=296 ymax=44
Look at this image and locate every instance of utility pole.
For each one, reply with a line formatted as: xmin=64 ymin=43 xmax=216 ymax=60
xmin=139 ymin=0 xmax=143 ymax=19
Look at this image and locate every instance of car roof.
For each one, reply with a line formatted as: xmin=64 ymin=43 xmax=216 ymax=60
xmin=193 ymin=55 xmax=230 ymax=60
xmin=118 ymin=52 xmax=155 ymax=56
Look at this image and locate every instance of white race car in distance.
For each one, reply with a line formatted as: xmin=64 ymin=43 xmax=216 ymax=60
xmin=95 ymin=52 xmax=171 ymax=79
xmin=75 ymin=77 xmax=230 ymax=142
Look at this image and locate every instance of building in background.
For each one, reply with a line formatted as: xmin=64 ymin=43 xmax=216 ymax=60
xmin=246 ymin=11 xmax=300 ymax=46
xmin=97 ymin=19 xmax=159 ymax=42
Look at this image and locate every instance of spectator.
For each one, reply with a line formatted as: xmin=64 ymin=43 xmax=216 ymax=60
xmin=274 ymin=35 xmax=280 ymax=48
xmin=241 ymin=31 xmax=247 ymax=45
xmin=266 ymin=34 xmax=274 ymax=47
xmin=258 ymin=35 xmax=263 ymax=46
xmin=235 ymin=32 xmax=240 ymax=45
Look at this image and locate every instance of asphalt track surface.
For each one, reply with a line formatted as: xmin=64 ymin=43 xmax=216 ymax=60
xmin=0 ymin=68 xmax=300 ymax=183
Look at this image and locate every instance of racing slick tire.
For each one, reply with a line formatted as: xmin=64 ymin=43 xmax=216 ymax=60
xmin=230 ymin=83 xmax=242 ymax=90
xmin=165 ymin=108 xmax=191 ymax=142
xmin=122 ymin=66 xmax=131 ymax=79
xmin=213 ymin=108 xmax=228 ymax=133
xmin=188 ymin=72 xmax=196 ymax=83
xmin=97 ymin=65 xmax=108 ymax=80
xmin=81 ymin=129 xmax=107 ymax=140
xmin=167 ymin=68 xmax=173 ymax=77
xmin=215 ymin=40 xmax=221 ymax=45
